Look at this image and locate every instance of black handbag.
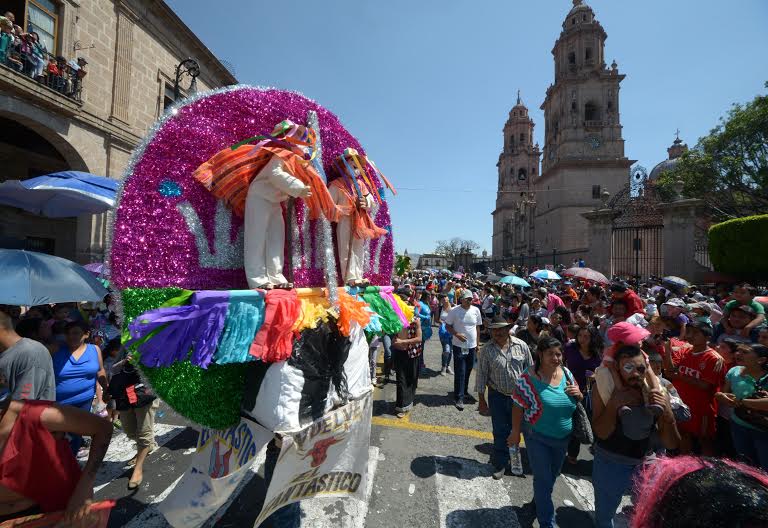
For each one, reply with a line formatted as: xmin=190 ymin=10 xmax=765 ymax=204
xmin=734 ymin=374 xmax=768 ymax=432
xmin=564 ymin=368 xmax=594 ymax=445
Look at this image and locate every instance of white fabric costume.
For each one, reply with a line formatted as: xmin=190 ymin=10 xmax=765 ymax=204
xmin=329 ymin=183 xmax=374 ymax=284
xmin=244 ymin=156 xmax=309 ymax=287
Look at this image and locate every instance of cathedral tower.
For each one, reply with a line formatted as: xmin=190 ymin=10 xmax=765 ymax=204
xmin=491 ymin=92 xmax=541 ymax=258
xmin=535 ymin=0 xmax=634 ymax=258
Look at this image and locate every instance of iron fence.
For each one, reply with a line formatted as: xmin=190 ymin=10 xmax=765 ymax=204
xmin=611 ymin=225 xmax=664 ymax=280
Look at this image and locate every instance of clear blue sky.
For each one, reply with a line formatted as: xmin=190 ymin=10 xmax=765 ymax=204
xmin=166 ymin=0 xmax=768 ymax=256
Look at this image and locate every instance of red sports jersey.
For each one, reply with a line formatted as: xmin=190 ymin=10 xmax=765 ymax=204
xmin=671 ymin=347 xmax=723 ymax=437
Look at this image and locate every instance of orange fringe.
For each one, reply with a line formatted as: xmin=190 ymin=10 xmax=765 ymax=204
xmin=335 ymin=290 xmax=372 ymax=336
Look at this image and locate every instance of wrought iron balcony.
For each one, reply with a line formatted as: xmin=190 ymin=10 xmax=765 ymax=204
xmin=0 ymin=43 xmax=84 ymax=103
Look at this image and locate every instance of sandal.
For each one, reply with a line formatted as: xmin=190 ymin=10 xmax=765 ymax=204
xmin=274 ymin=282 xmax=294 ymax=290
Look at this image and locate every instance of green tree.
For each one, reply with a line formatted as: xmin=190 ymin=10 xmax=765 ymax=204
xmin=657 ymin=82 xmax=768 ymax=220
xmin=434 ymin=238 xmax=480 ymax=269
xmin=395 ymin=254 xmax=411 ymax=276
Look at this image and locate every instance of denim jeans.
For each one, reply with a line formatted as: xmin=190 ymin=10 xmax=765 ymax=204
xmin=522 ymin=424 xmax=569 ymax=528
xmin=731 ymin=420 xmax=768 ymax=470
xmin=592 ymin=449 xmax=639 ymax=528
xmin=67 ymin=398 xmax=94 ymax=455
xmin=488 ymin=388 xmax=513 ymax=470
xmin=452 ymin=346 xmax=476 ymax=402
xmin=264 ymin=439 xmax=301 ymax=527
xmin=382 ymin=335 xmax=393 ymax=375
xmin=440 ymin=337 xmax=452 ymax=368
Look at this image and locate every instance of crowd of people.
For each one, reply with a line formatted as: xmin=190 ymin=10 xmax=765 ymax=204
xmin=379 ymin=270 xmax=768 ymax=528
xmin=0 ymin=269 xmax=767 ymax=526
xmin=0 ymin=298 xmax=156 ymax=522
xmin=1 ymin=10 xmax=87 ymax=99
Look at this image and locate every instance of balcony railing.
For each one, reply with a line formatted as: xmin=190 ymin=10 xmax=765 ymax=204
xmin=0 ymin=44 xmax=84 ymax=102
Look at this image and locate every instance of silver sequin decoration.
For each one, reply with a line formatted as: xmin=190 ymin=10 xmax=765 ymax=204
xmin=288 ymin=199 xmax=302 ymax=273
xmin=301 ymin=205 xmax=311 ymax=268
xmin=319 ymin=216 xmax=339 ymax=305
xmin=306 ymin=110 xmax=338 ymax=305
xmin=177 ymin=200 xmax=244 ymax=269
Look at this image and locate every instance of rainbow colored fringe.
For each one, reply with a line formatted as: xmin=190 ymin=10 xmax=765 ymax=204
xmin=126 ymin=285 xmax=412 ymax=369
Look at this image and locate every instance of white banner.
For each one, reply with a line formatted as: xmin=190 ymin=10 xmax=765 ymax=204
xmin=159 ymin=418 xmax=273 ymax=528
xmin=254 ymin=393 xmax=373 ymax=527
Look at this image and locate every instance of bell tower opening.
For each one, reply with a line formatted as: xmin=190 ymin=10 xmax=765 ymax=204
xmin=584 ymin=101 xmax=600 ymax=121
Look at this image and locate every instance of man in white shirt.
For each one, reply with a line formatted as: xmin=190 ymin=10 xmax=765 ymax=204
xmin=445 ymin=290 xmax=483 ymax=410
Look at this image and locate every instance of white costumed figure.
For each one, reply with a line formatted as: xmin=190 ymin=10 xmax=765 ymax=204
xmin=329 ymin=148 xmax=389 ymax=286
xmin=193 ymin=120 xmax=340 ymax=289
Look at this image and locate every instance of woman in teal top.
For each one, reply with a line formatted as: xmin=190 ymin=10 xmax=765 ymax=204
xmin=716 ymin=343 xmax=768 ymax=469
xmin=509 ymin=336 xmax=582 ymax=528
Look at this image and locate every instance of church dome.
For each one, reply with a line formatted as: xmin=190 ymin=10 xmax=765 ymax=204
xmin=509 ymin=90 xmax=529 ymax=118
xmin=649 ymin=158 xmax=679 ymax=181
xmin=650 ymin=135 xmax=688 ymax=180
xmin=564 ymin=0 xmax=596 ymax=29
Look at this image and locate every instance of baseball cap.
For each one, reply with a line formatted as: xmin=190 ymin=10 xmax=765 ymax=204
xmin=663 ymin=298 xmax=687 ymax=309
xmin=610 ymin=281 xmax=629 ymax=293
xmin=460 ymin=290 xmax=473 ymax=300
xmin=607 ymin=321 xmax=651 ymax=345
xmin=687 ymin=302 xmax=711 ymax=315
xmin=688 ymin=319 xmax=714 ymax=337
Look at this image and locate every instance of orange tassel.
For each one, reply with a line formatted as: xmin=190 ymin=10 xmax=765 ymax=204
xmin=335 ymin=290 xmax=372 ymax=336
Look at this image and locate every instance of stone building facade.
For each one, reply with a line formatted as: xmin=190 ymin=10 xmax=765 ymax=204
xmin=491 ymin=92 xmax=541 ymax=260
xmin=492 ymin=0 xmax=634 ymax=264
xmin=0 ymin=0 xmax=236 ymax=262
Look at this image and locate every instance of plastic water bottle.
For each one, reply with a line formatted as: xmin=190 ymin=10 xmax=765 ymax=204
xmin=509 ymin=445 xmax=523 ymax=476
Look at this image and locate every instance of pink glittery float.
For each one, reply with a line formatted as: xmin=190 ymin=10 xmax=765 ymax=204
xmin=109 ymin=86 xmax=395 ymax=290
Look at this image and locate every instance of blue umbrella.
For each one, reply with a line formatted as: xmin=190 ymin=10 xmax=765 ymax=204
xmin=0 ymin=171 xmax=117 ymax=217
xmin=530 ymin=269 xmax=562 ymax=281
xmin=0 ymin=249 xmax=109 ymax=305
xmin=497 ymin=275 xmax=531 ymax=288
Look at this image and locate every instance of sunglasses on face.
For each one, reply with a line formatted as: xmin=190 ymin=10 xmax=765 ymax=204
xmin=621 ymin=363 xmax=647 ymax=375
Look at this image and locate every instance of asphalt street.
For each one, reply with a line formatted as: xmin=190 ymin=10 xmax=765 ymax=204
xmin=96 ymin=334 xmax=630 ymax=527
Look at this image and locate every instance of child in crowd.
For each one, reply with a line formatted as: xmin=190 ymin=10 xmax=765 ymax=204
xmin=662 ymin=298 xmax=690 ymax=339
xmin=102 ymin=337 xmax=125 ymax=427
xmin=722 ymin=283 xmax=765 ymax=337
xmin=594 ymin=322 xmax=665 ymax=416
xmin=688 ymin=302 xmax=712 ymax=325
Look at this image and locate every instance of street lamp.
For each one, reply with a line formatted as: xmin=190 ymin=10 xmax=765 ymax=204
xmin=173 ymin=58 xmax=200 ymax=101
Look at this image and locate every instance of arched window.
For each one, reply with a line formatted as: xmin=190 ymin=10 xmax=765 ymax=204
xmin=519 ymin=133 xmax=525 ymax=142
xmin=568 ymin=51 xmax=576 ymax=65
xmin=518 ymin=168 xmax=527 ymax=181
xmin=585 ymin=102 xmax=599 ymax=121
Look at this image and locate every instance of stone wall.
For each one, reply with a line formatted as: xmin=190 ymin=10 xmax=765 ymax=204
xmin=0 ymin=0 xmax=236 ymax=263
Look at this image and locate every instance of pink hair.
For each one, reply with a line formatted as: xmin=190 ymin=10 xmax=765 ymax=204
xmin=631 ymin=456 xmax=768 ymax=528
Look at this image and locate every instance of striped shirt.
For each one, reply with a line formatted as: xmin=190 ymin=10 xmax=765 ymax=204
xmin=475 ymin=337 xmax=533 ymax=396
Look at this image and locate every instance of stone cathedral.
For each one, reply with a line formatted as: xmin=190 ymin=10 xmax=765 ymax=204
xmin=492 ymin=0 xmax=635 ymax=262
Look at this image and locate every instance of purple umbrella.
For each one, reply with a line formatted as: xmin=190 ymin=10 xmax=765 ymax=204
xmin=83 ymin=262 xmax=106 ymax=277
